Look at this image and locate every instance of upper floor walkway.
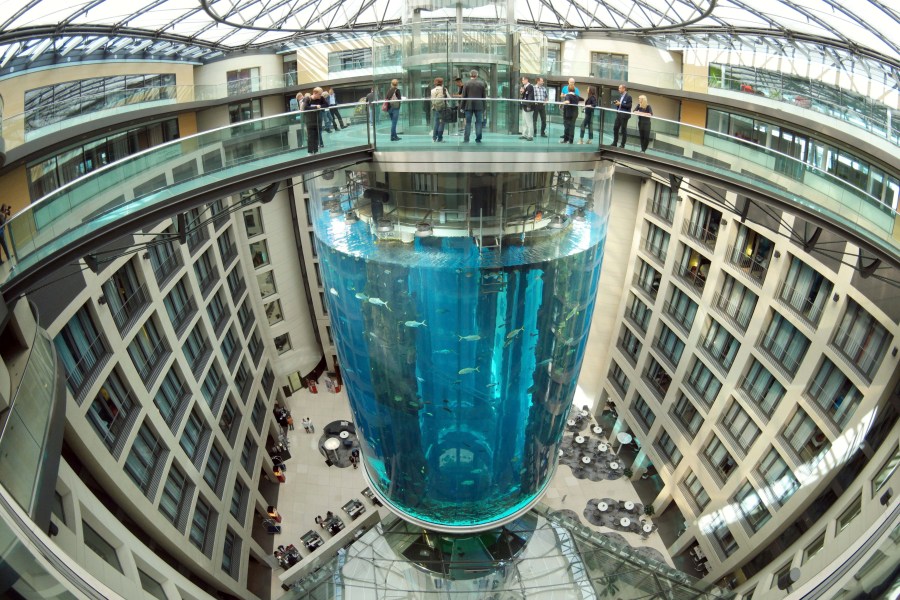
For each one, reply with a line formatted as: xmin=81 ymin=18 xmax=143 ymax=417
xmin=1 ymin=99 xmax=897 ymax=300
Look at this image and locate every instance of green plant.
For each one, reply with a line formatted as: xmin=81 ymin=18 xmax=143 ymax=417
xmin=623 ymin=467 xmax=633 ymax=478
xmin=600 ymin=575 xmax=620 ymax=598
xmin=644 ymin=504 xmax=655 ymax=517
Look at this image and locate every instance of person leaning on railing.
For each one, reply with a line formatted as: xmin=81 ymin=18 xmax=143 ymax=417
xmin=633 ymin=95 xmax=654 ymax=152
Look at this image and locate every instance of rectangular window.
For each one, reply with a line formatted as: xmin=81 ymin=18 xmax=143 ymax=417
xmin=240 ymin=435 xmax=257 ymax=472
xmin=221 ymin=528 xmax=240 ymax=578
xmin=654 ymin=324 xmax=685 ymax=368
xmin=625 ymin=293 xmax=651 ymax=333
xmin=734 ymin=481 xmax=771 ymax=533
xmin=147 ymin=230 xmax=182 ymax=287
xmin=184 ymin=207 xmax=208 ymax=252
xmin=262 ymin=365 xmax=275 ymax=397
xmin=227 ymin=266 xmax=247 ymax=299
xmin=684 ymin=200 xmax=721 ymax=250
xmin=163 ymin=277 xmax=197 ymax=336
xmin=703 ymin=436 xmax=737 ymax=482
xmin=758 ymin=448 xmax=799 ymax=506
xmin=221 ymin=328 xmax=241 ymax=371
xmin=803 ymin=534 xmax=826 ymax=563
xmin=159 ymin=464 xmax=190 ymax=529
xmin=257 ymin=270 xmax=277 ymax=298
xmin=235 ymin=361 xmax=252 ymax=398
xmin=243 ymin=207 xmax=263 ymax=237
xmin=675 ymin=245 xmax=711 ymax=292
xmin=685 ymin=358 xmax=721 ymax=408
xmin=714 ymin=274 xmax=758 ymax=332
xmin=631 ymin=394 xmax=656 ymax=432
xmin=740 ymin=359 xmax=784 ymax=419
xmin=250 ymin=240 xmax=270 ymax=269
xmin=648 ymin=181 xmax=676 ymax=223
xmin=782 ymin=409 xmax=826 ymax=463
xmin=807 ymin=359 xmax=863 ymax=429
xmin=231 ymin=479 xmax=247 ymax=524
xmin=759 ymin=312 xmax=811 ymax=378
xmin=634 ymin=259 xmax=661 ymax=300
xmin=590 ymin=51 xmax=628 ymax=79
xmin=127 ymin=317 xmax=169 ymax=386
xmin=201 ymin=363 xmax=226 ymax=413
xmin=180 ymin=410 xmax=209 ymax=464
xmin=209 ymin=198 xmax=229 ymax=230
xmin=643 ymin=357 xmax=672 ymax=400
xmin=708 ymin=512 xmax=738 ymax=557
xmin=274 ymin=333 xmax=292 ymax=354
xmin=220 ymin=397 xmax=239 ymax=444
xmin=721 ymin=401 xmax=761 ymax=455
xmin=104 ymin=260 xmax=149 ymax=334
xmin=682 ymin=471 xmax=710 ymax=511
xmin=831 ymin=299 xmax=891 ymax=381
xmin=328 ymin=48 xmax=373 ymax=72
xmin=207 ymin=290 xmax=229 ymax=336
xmin=872 ymin=445 xmax=900 ymax=495
xmin=248 ymin=330 xmax=263 ymax=365
xmin=82 ymin=521 xmax=122 ymax=572
xmin=217 ymin=227 xmax=238 ymax=267
xmin=609 ymin=361 xmax=630 ymax=397
xmin=228 ymin=98 xmax=262 ymax=123
xmin=251 ymin=395 xmax=266 ymax=433
xmin=193 ymin=250 xmax=218 ymax=297
xmin=138 ymin=568 xmax=167 ymax=600
xmin=671 ymin=393 xmax=703 ymax=436
xmin=618 ymin=325 xmax=642 ymax=365
xmin=54 ymin=304 xmax=110 ymax=399
xmin=655 ymin=431 xmax=683 ymax=468
xmin=778 ymin=257 xmax=832 ymax=326
xmin=837 ymin=495 xmax=862 ymax=533
xmin=226 ymin=67 xmax=259 ymax=95
xmin=183 ymin=324 xmax=211 ymax=377
xmin=190 ymin=497 xmax=216 ymax=555
xmin=88 ymin=371 xmax=135 ymax=454
xmin=203 ymin=444 xmax=228 ymax=497
xmin=124 ymin=422 xmax=166 ymax=497
xmin=664 ymin=286 xmax=698 ymax=333
xmin=699 ymin=318 xmax=740 ymax=372
xmin=643 ymin=221 xmax=670 ymax=264
xmin=728 ymin=224 xmax=773 ymax=285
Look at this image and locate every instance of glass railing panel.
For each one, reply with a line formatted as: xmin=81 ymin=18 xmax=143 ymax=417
xmin=0 ymin=324 xmax=56 ymax=513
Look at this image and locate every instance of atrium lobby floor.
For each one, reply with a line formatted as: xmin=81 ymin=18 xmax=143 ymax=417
xmin=269 ymin=381 xmax=672 ymax=596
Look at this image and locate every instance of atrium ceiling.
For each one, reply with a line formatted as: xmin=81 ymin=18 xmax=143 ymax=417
xmin=0 ymin=0 xmax=897 ymax=81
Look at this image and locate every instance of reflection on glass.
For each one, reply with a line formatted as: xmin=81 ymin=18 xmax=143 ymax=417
xmin=249 ymin=240 xmax=269 ymax=268
xmin=265 ymin=300 xmax=283 ymax=325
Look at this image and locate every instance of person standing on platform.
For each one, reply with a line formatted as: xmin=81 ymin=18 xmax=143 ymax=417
xmin=633 ymin=94 xmax=654 ymax=152
xmin=303 ymin=88 xmax=329 ymax=154
xmin=560 ymin=89 xmax=583 ymax=144
xmin=430 ymin=77 xmax=449 ymax=142
xmin=533 ymin=77 xmax=548 ymax=137
xmin=386 ymin=79 xmax=402 ymax=141
xmin=327 ymin=88 xmax=346 ymax=130
xmin=519 ymin=75 xmax=535 ymax=141
xmin=0 ymin=204 xmax=11 ymax=264
xmin=365 ymin=87 xmax=377 ymax=125
xmin=611 ymin=83 xmax=633 ymax=148
xmin=579 ymin=87 xmax=598 ymax=144
xmin=462 ymin=69 xmax=487 ymax=144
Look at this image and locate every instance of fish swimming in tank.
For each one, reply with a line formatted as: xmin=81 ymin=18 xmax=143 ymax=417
xmin=355 ymin=292 xmax=369 ymax=301
xmin=403 ymin=320 xmax=427 ymax=328
xmin=434 ymin=349 xmax=455 ymax=355
xmin=458 ymin=367 xmax=480 ymax=375
xmin=329 ymin=287 xmax=339 ymax=297
xmin=367 ymin=297 xmax=391 ymax=310
xmin=457 ymin=334 xmax=482 ymax=342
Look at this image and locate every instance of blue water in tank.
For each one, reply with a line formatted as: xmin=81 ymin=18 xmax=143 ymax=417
xmin=316 ymin=208 xmax=606 ymax=530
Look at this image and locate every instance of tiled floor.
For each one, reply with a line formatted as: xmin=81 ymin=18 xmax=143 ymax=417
xmin=271 ymin=382 xmax=671 ymax=596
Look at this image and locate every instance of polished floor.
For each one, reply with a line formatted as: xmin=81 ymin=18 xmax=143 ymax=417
xmin=270 ymin=381 xmax=672 ymax=596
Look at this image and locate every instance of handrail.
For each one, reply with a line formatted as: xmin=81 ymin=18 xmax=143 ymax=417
xmin=1 ymin=98 xmax=897 ymax=300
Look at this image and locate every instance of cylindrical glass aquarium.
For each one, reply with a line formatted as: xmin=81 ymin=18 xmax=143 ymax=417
xmin=312 ymin=167 xmax=610 ymax=531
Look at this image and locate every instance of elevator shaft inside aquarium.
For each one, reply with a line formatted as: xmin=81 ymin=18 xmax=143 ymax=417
xmin=315 ymin=171 xmax=608 ymax=531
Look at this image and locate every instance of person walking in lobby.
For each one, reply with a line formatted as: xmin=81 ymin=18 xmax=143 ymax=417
xmin=611 ymin=83 xmax=633 ymax=148
xmin=386 ymin=79 xmax=402 ymax=141
xmin=430 ymin=77 xmax=450 ymax=142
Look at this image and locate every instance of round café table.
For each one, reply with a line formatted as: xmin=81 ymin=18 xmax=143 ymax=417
xmin=598 ymin=443 xmax=608 ymax=453
xmin=323 ymin=438 xmax=341 ymax=450
xmin=624 ymin=501 xmax=635 ymax=511
xmin=643 ymin=523 xmax=653 ymax=533
xmin=580 ymin=410 xmax=589 ymax=418
xmin=592 ymin=425 xmax=602 ymax=435
xmin=566 ymin=419 xmax=576 ymax=427
xmin=616 ymin=431 xmax=633 ymax=454
xmin=558 ymin=449 xmax=564 ymax=457
xmin=339 ymin=431 xmax=350 ymax=439
xmin=575 ymin=436 xmax=585 ymax=444
xmin=620 ymin=517 xmax=631 ymax=527
xmin=610 ymin=461 xmax=620 ymax=470
xmin=581 ymin=456 xmax=591 ymax=464
xmin=598 ymin=502 xmax=608 ymax=512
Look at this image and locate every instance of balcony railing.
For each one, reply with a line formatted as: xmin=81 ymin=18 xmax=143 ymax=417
xmin=712 ymin=291 xmax=754 ymax=332
xmin=108 ymin=284 xmax=150 ymax=334
xmin=632 ymin=272 xmax=660 ymax=301
xmin=643 ymin=368 xmax=672 ymax=401
xmin=197 ymin=267 xmax=220 ymax=298
xmin=653 ymin=336 xmax=683 ymax=370
xmin=662 ymin=300 xmax=694 ymax=334
xmin=135 ymin=341 xmax=171 ymax=388
xmin=727 ymin=245 xmax=769 ymax=287
xmin=152 ymin=250 xmax=182 ymax=288
xmin=625 ymin=306 xmax=651 ymax=334
xmin=220 ymin=243 xmax=238 ymax=268
xmin=698 ymin=337 xmax=738 ymax=374
xmin=673 ymin=263 xmax=707 ymax=294
xmin=609 ymin=369 xmax=629 ymax=398
xmin=682 ymin=219 xmax=719 ymax=251
xmin=776 ymin=280 xmax=826 ymax=328
xmin=648 ymin=197 xmax=675 ymax=224
xmin=170 ymin=298 xmax=197 ymax=338
xmin=65 ymin=333 xmax=112 ymax=403
xmin=829 ymin=338 xmax=883 ymax=383
xmin=641 ymin=236 xmax=669 ymax=266
xmin=617 ymin=335 xmax=641 ymax=366
xmin=757 ymin=333 xmax=805 ymax=379
xmin=189 ymin=348 xmax=213 ymax=379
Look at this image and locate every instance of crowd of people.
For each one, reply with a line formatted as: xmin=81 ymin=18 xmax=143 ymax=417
xmin=291 ymin=75 xmax=655 ymax=153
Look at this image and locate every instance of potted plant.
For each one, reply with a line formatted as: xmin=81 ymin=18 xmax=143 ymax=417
xmin=644 ymin=504 xmax=655 ymax=518
xmin=623 ymin=467 xmax=633 ymax=479
xmin=600 ymin=575 xmax=620 ymax=598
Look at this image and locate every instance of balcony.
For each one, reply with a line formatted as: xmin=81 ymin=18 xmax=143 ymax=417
xmin=108 ymin=284 xmax=150 ymax=335
xmin=727 ymin=244 xmax=769 ymax=287
xmin=757 ymin=333 xmax=804 ymax=380
xmin=609 ymin=368 xmax=629 ymax=399
xmin=197 ymin=267 xmax=220 ymax=298
xmin=682 ymin=219 xmax=719 ymax=251
xmin=643 ymin=367 xmax=672 ymax=401
xmin=170 ymin=298 xmax=198 ymax=338
xmin=653 ymin=336 xmax=683 ymax=370
xmin=152 ymin=251 xmax=182 ymax=288
xmin=662 ymin=301 xmax=694 ymax=334
xmin=711 ymin=291 xmax=753 ymax=332
xmin=673 ymin=263 xmax=707 ymax=294
xmin=830 ymin=338 xmax=883 ymax=384
xmin=632 ymin=272 xmax=660 ymax=302
xmin=617 ymin=335 xmax=641 ymax=367
xmin=625 ymin=306 xmax=651 ymax=334
xmin=648 ymin=197 xmax=675 ymax=224
xmin=220 ymin=243 xmax=238 ymax=269
xmin=135 ymin=340 xmax=171 ymax=389
xmin=776 ymin=280 xmax=826 ymax=328
xmin=65 ymin=333 xmax=112 ymax=404
xmin=641 ymin=236 xmax=668 ymax=267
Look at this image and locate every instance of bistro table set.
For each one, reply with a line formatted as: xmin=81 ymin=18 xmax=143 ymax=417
xmin=583 ymin=498 xmax=655 ymax=537
xmin=557 ymin=425 xmax=626 ymax=482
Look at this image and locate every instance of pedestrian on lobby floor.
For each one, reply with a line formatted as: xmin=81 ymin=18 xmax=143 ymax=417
xmin=533 ymin=77 xmax=548 ymax=137
xmin=386 ymin=79 xmax=402 ymax=141
xmin=519 ymin=75 xmax=535 ymax=141
xmin=633 ymin=94 xmax=654 ymax=152
xmin=430 ymin=77 xmax=450 ymax=142
xmin=611 ymin=83 xmax=633 ymax=148
xmin=302 ymin=417 xmax=314 ymax=433
xmin=462 ymin=69 xmax=487 ymax=144
xmin=579 ymin=87 xmax=598 ymax=144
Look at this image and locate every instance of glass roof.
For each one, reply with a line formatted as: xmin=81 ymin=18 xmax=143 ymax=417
xmin=0 ymin=0 xmax=897 ymax=79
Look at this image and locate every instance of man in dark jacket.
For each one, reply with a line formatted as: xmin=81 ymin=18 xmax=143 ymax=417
xmin=611 ymin=83 xmax=633 ymax=148
xmin=461 ymin=70 xmax=487 ymax=143
xmin=303 ymin=87 xmax=329 ymax=154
